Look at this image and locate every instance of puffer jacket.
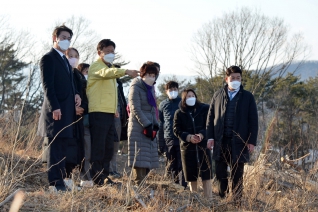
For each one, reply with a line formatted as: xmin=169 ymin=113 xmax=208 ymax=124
xmin=86 ymin=58 xmax=126 ymax=113
xmin=158 ymin=96 xmax=181 ymax=146
xmin=127 ymin=78 xmax=159 ymax=169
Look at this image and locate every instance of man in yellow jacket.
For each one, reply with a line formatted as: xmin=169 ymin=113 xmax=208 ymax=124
xmin=87 ymin=39 xmax=139 ymax=185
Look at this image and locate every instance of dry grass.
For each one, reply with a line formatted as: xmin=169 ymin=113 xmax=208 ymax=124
xmin=0 ymin=117 xmax=317 ymax=211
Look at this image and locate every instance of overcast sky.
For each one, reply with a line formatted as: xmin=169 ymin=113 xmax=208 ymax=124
xmin=2 ymin=0 xmax=318 ymax=76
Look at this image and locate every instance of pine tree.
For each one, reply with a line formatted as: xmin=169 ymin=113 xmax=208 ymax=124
xmin=0 ymin=43 xmax=28 ymax=113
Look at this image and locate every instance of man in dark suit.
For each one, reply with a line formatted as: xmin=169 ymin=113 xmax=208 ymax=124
xmin=38 ymin=25 xmax=81 ymax=191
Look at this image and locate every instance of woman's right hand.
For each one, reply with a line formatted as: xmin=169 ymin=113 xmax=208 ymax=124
xmin=190 ymin=134 xmax=201 ymax=144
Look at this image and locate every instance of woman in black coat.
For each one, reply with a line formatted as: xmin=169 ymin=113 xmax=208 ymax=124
xmin=64 ymin=47 xmax=90 ymax=188
xmin=173 ymin=89 xmax=212 ymax=199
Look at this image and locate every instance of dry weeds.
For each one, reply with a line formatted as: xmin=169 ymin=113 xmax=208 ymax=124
xmin=0 ymin=117 xmax=317 ymax=211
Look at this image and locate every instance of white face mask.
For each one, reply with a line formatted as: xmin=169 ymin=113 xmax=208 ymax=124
xmin=68 ymin=58 xmax=79 ymax=68
xmin=168 ymin=91 xmax=178 ymax=99
xmin=228 ymin=81 xmax=241 ymax=90
xmin=103 ymin=53 xmax=115 ymax=64
xmin=84 ymin=75 xmax=88 ymax=80
xmin=58 ymin=39 xmax=70 ymax=51
xmin=143 ymin=76 xmax=156 ymax=86
xmin=186 ymin=97 xmax=196 ymax=106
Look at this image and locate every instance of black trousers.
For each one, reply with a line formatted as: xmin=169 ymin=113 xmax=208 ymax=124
xmin=65 ymin=138 xmax=79 ymax=177
xmin=166 ymin=141 xmax=187 ymax=187
xmin=215 ymin=139 xmax=244 ymax=199
xmin=89 ymin=112 xmax=115 ymax=185
xmin=47 ymin=137 xmax=72 ymax=187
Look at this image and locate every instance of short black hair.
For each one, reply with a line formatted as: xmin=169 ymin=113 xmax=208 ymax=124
xmin=77 ymin=63 xmax=90 ymax=73
xmin=52 ymin=25 xmax=73 ymax=43
xmin=165 ymin=81 xmax=178 ymax=90
xmin=97 ymin=39 xmax=116 ymax=51
xmin=226 ymin=66 xmax=242 ymax=76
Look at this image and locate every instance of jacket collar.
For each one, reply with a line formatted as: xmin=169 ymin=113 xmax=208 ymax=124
xmin=50 ymin=48 xmax=72 ymax=76
xmin=53 ymin=47 xmax=64 ymax=58
xmin=131 ymin=77 xmax=148 ymax=91
xmin=167 ymin=96 xmax=181 ymax=102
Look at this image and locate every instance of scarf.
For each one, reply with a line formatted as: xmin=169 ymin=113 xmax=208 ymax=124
xmin=143 ymin=81 xmax=157 ymax=109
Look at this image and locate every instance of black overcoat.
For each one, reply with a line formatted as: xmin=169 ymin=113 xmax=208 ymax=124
xmin=37 ymin=48 xmax=76 ymax=138
xmin=117 ymin=78 xmax=128 ymax=141
xmin=66 ymin=69 xmax=88 ymax=165
xmin=173 ymin=103 xmax=212 ymax=181
xmin=206 ymin=85 xmax=258 ymax=163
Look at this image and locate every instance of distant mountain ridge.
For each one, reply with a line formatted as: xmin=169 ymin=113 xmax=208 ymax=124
xmin=155 ymin=61 xmax=318 ymax=84
xmin=283 ymin=60 xmax=318 ymax=80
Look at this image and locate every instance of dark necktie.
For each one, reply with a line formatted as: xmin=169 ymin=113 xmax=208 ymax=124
xmin=62 ymin=55 xmax=70 ymax=73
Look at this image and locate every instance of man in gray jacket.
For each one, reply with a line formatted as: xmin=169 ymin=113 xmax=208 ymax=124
xmin=206 ymin=66 xmax=258 ymax=203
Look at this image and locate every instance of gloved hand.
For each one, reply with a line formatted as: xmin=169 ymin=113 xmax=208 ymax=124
xmin=143 ymin=124 xmax=153 ymax=138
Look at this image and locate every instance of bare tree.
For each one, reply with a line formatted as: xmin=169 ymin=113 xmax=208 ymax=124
xmin=0 ymin=15 xmax=33 ymax=61
xmin=53 ymin=16 xmax=101 ymax=63
xmin=0 ymin=15 xmax=130 ymax=119
xmin=52 ymin=16 xmax=130 ymax=65
xmin=191 ymin=7 xmax=309 ymax=102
